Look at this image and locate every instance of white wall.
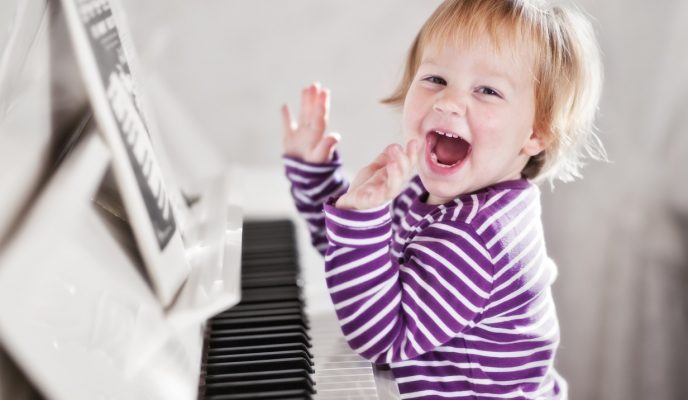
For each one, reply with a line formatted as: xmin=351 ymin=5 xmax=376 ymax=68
xmin=120 ymin=0 xmax=443 ymax=176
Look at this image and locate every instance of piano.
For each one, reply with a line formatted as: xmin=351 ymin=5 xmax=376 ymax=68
xmin=0 ymin=0 xmax=400 ymax=399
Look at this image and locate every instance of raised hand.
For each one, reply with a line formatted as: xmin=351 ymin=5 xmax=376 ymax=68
xmin=336 ymin=139 xmax=419 ymax=210
xmin=282 ymin=82 xmax=340 ymax=164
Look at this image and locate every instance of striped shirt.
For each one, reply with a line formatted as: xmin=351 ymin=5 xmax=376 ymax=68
xmin=285 ymin=155 xmax=566 ymax=399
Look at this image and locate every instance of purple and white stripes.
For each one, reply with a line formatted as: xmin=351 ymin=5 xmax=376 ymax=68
xmin=285 ymin=157 xmax=566 ymax=399
xmin=284 ymin=155 xmax=348 ymax=253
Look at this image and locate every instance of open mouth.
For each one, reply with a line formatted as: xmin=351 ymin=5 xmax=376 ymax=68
xmin=426 ymin=129 xmax=471 ymax=168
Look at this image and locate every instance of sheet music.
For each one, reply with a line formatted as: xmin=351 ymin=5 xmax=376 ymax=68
xmin=59 ymin=0 xmax=190 ymax=307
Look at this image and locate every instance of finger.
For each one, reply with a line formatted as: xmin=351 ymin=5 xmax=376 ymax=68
xmin=281 ymin=104 xmax=296 ymax=136
xmin=364 ymin=149 xmax=395 ymax=185
xmin=306 ymin=82 xmax=322 ymax=127
xmin=322 ymin=88 xmax=330 ymax=122
xmin=308 ymin=86 xmax=328 ymax=133
xmin=405 ymin=139 xmax=420 ymax=168
xmin=367 ymin=167 xmax=393 ymax=204
xmin=388 ymin=141 xmax=418 ymax=177
xmin=309 ymin=132 xmax=340 ymax=163
xmin=384 ymin=143 xmax=404 ymax=156
xmin=385 ymin=159 xmax=405 ymax=194
xmin=384 ymin=143 xmax=408 ymax=172
xmin=298 ymin=84 xmax=315 ymax=128
xmin=384 ymin=142 xmax=418 ymax=191
xmin=312 ymin=88 xmax=330 ymax=131
xmin=370 ymin=146 xmax=394 ymax=171
xmin=351 ymin=150 xmax=390 ymax=188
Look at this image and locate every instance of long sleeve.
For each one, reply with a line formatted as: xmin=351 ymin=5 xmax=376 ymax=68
xmin=283 ymin=154 xmax=349 ymax=255
xmin=323 ymin=200 xmax=494 ymax=364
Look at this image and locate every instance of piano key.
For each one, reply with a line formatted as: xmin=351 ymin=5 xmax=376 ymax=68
xmin=205 ymin=377 xmax=315 ymax=394
xmin=241 ymin=270 xmax=298 ymax=280
xmin=211 ymin=314 xmax=308 ymax=330
xmin=206 ymin=389 xmax=313 ymax=400
xmin=208 ymin=343 xmax=313 ymax=357
xmin=206 ymin=349 xmax=314 ymax=364
xmin=210 ymin=324 xmax=311 ymax=340
xmin=209 ymin=332 xmax=311 ymax=349
xmin=200 ymin=219 xmax=386 ymax=400
xmin=223 ymin=300 xmax=302 ymax=312
xmin=240 ymin=256 xmax=298 ymax=268
xmin=242 ymin=276 xmax=302 ymax=288
xmin=240 ymin=287 xmax=301 ymax=303
xmin=204 ymin=368 xmax=313 ymax=384
xmin=215 ymin=306 xmax=304 ymax=319
xmin=205 ymin=357 xmax=314 ymax=375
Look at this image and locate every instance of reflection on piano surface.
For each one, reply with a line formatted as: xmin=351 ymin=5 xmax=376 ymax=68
xmin=0 ymin=0 xmax=399 ymax=399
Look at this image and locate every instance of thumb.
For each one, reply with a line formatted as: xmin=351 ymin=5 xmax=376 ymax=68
xmin=310 ymin=132 xmax=341 ymax=162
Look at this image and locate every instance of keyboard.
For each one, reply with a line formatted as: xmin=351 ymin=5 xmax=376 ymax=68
xmin=200 ymin=220 xmax=315 ymax=399
xmin=199 ymin=219 xmax=390 ymax=400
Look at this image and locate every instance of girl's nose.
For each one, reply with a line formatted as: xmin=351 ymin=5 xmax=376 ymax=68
xmin=433 ymin=90 xmax=467 ymax=116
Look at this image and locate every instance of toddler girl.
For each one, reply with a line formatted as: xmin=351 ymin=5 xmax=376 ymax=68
xmin=281 ymin=0 xmax=604 ymax=398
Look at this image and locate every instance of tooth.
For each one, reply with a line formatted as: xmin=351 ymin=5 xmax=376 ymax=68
xmin=430 ymin=151 xmax=457 ymax=168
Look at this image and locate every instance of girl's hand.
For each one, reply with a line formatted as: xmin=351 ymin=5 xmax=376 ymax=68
xmin=336 ymin=140 xmax=419 ymax=210
xmin=282 ymin=82 xmax=340 ymax=163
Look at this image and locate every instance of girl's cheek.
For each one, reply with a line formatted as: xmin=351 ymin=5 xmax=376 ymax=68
xmin=403 ymin=112 xmax=423 ymax=140
xmin=471 ymin=108 xmax=496 ymax=133
xmin=403 ymin=98 xmax=423 ymax=123
xmin=401 ymin=105 xmax=416 ymax=135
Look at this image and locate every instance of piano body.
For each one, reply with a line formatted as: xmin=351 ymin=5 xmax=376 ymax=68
xmin=0 ymin=1 xmax=399 ymax=399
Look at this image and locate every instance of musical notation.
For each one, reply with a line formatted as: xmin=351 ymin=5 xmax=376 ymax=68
xmin=73 ymin=0 xmax=177 ymax=250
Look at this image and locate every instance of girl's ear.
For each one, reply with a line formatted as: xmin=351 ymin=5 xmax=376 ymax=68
xmin=521 ymin=128 xmax=549 ymax=157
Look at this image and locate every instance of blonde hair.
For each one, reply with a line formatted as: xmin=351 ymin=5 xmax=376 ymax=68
xmin=383 ymin=0 xmax=606 ymax=183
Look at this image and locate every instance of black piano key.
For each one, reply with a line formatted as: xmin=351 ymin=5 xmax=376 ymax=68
xmin=206 ymin=358 xmax=314 ymax=375
xmin=240 ymin=256 xmax=298 ymax=268
xmin=205 ymin=350 xmax=313 ymax=365
xmin=242 ymin=247 xmax=297 ymax=256
xmin=241 ymin=270 xmax=298 ymax=280
xmin=242 ymin=277 xmax=300 ymax=288
xmin=240 ymin=287 xmax=301 ymax=303
xmin=209 ymin=332 xmax=311 ymax=348
xmin=210 ymin=324 xmax=311 ymax=340
xmin=205 ymin=368 xmax=313 ymax=384
xmin=239 ymin=285 xmax=301 ymax=294
xmin=207 ymin=343 xmax=313 ymax=358
xmin=205 ymin=377 xmax=315 ymax=396
xmin=211 ymin=314 xmax=309 ymax=330
xmin=225 ymin=300 xmax=302 ymax=312
xmin=207 ymin=389 xmax=312 ymax=400
xmin=215 ymin=307 xmax=304 ymax=320
xmin=201 ymin=220 xmax=315 ymax=400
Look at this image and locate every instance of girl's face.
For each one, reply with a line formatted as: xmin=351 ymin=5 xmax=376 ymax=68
xmin=402 ymin=37 xmax=545 ymax=204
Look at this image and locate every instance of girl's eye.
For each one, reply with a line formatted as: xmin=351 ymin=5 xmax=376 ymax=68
xmin=423 ymin=75 xmax=447 ymax=86
xmin=478 ymin=86 xmax=502 ymax=98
